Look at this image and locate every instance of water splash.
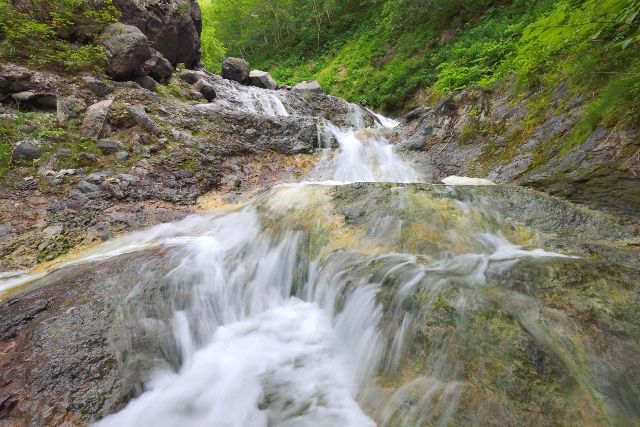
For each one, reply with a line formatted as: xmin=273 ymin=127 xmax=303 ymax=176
xmin=311 ymin=124 xmax=419 ymax=183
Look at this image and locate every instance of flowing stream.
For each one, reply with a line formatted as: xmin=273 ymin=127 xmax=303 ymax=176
xmin=3 ymin=97 xmax=637 ymax=426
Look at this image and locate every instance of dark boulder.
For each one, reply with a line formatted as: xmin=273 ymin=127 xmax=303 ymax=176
xmin=12 ymin=141 xmax=43 ymax=162
xmin=135 ymin=75 xmax=157 ymax=92
xmin=100 ymin=23 xmax=152 ymax=81
xmin=145 ymin=52 xmax=174 ymax=83
xmin=82 ymin=76 xmax=114 ymax=98
xmin=194 ymin=79 xmax=216 ymax=101
xmin=11 ymin=91 xmax=57 ymax=110
xmin=221 ymin=57 xmax=250 ymax=84
xmin=97 ymin=139 xmax=123 ymax=154
xmin=113 ymin=0 xmax=202 ymax=68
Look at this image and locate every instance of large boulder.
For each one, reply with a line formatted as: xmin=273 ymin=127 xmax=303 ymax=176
xmin=112 ymin=0 xmax=202 ymax=68
xmin=221 ymin=57 xmax=250 ymax=84
xmin=248 ymin=70 xmax=277 ymax=90
xmin=100 ymin=23 xmax=152 ymax=81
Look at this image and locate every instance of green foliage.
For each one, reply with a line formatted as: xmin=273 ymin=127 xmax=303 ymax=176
xmin=0 ymin=0 xmax=120 ymax=72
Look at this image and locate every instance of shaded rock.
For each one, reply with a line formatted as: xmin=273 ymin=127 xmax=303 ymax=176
xmin=112 ymin=0 xmax=202 ymax=68
xmin=77 ymin=180 xmax=100 ymax=193
xmin=82 ymin=100 xmax=113 ymax=138
xmin=12 ymin=141 xmax=42 ymax=162
xmin=115 ymin=151 xmax=129 ymax=161
xmin=125 ymin=104 xmax=160 ymax=135
xmin=221 ymin=57 xmax=250 ymax=84
xmin=145 ymin=52 xmax=174 ymax=83
xmin=293 ymin=80 xmax=323 ymax=93
xmin=56 ymin=97 xmax=86 ymax=123
xmin=100 ymin=23 xmax=152 ymax=80
xmin=11 ymin=91 xmax=57 ymax=110
xmin=179 ymin=69 xmax=204 ymax=85
xmin=135 ymin=75 xmax=157 ymax=92
xmin=194 ymin=79 xmax=216 ymax=101
xmin=97 ymin=139 xmax=123 ymax=154
xmin=82 ymin=76 xmax=114 ymax=98
xmin=248 ymin=70 xmax=277 ymax=90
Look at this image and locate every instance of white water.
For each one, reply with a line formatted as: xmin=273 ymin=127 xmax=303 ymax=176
xmin=0 ymin=106 xmax=574 ymax=426
xmin=311 ymin=124 xmax=419 ymax=183
xmin=366 ymin=108 xmax=400 ymax=129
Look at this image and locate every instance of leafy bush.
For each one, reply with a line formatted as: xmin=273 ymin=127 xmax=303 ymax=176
xmin=0 ymin=0 xmax=120 ymax=72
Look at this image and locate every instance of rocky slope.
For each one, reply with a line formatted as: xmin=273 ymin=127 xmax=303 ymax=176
xmin=390 ymin=85 xmax=640 ymax=222
xmin=0 ymin=59 xmax=377 ymax=271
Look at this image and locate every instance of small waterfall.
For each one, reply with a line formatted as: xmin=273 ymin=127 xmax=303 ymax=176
xmin=311 ymin=123 xmax=419 ymax=183
xmin=366 ymin=108 xmax=400 ymax=129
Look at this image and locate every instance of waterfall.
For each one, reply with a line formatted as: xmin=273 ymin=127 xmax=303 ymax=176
xmin=3 ymin=109 xmax=627 ymax=427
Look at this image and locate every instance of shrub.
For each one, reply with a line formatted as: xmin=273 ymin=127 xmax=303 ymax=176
xmin=0 ymin=0 xmax=120 ymax=72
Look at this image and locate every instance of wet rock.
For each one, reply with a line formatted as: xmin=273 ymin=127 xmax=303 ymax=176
xmin=12 ymin=141 xmax=42 ymax=162
xmin=248 ymin=70 xmax=277 ymax=90
xmin=100 ymin=23 xmax=152 ymax=80
xmin=56 ymin=97 xmax=86 ymax=123
xmin=293 ymin=80 xmax=323 ymax=93
xmin=82 ymin=100 xmax=113 ymax=138
xmin=194 ymin=79 xmax=216 ymax=101
xmin=145 ymin=52 xmax=174 ymax=83
xmin=113 ymin=0 xmax=202 ymax=68
xmin=221 ymin=57 xmax=250 ymax=84
xmin=11 ymin=91 xmax=57 ymax=110
xmin=82 ymin=76 xmax=114 ymax=98
xmin=135 ymin=75 xmax=157 ymax=92
xmin=97 ymin=139 xmax=123 ymax=154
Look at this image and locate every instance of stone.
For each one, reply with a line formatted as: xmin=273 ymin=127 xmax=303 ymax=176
xmin=194 ymin=79 xmax=216 ymax=101
xmin=56 ymin=97 xmax=86 ymax=123
xmin=179 ymin=69 xmax=206 ymax=85
xmin=12 ymin=141 xmax=43 ymax=162
xmin=145 ymin=52 xmax=174 ymax=83
xmin=112 ymin=0 xmax=202 ymax=68
xmin=97 ymin=139 xmax=123 ymax=154
xmin=82 ymin=76 xmax=114 ymax=98
xmin=248 ymin=70 xmax=277 ymax=90
xmin=293 ymin=80 xmax=323 ymax=93
xmin=126 ymin=105 xmax=160 ymax=135
xmin=81 ymin=100 xmax=113 ymax=138
xmin=86 ymin=173 xmax=105 ymax=184
xmin=135 ymin=75 xmax=157 ymax=92
xmin=100 ymin=23 xmax=152 ymax=80
xmin=11 ymin=91 xmax=57 ymax=110
xmin=76 ymin=180 xmax=100 ymax=193
xmin=115 ymin=151 xmax=130 ymax=161
xmin=221 ymin=57 xmax=250 ymax=84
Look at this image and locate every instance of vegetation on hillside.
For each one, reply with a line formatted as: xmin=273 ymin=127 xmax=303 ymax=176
xmin=0 ymin=0 xmax=120 ymax=72
xmin=199 ymin=0 xmax=640 ymax=122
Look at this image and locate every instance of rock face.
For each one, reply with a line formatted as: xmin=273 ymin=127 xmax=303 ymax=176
xmin=248 ymin=70 xmax=277 ymax=90
xmin=113 ymin=0 xmax=202 ymax=68
xmin=221 ymin=57 xmax=250 ymax=84
xmin=0 ymin=184 xmax=638 ymax=426
xmin=100 ymin=23 xmax=153 ymax=81
xmin=392 ymin=86 xmax=640 ymax=221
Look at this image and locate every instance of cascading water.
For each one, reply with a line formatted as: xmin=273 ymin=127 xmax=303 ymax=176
xmin=3 ymin=108 xmax=637 ymax=426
